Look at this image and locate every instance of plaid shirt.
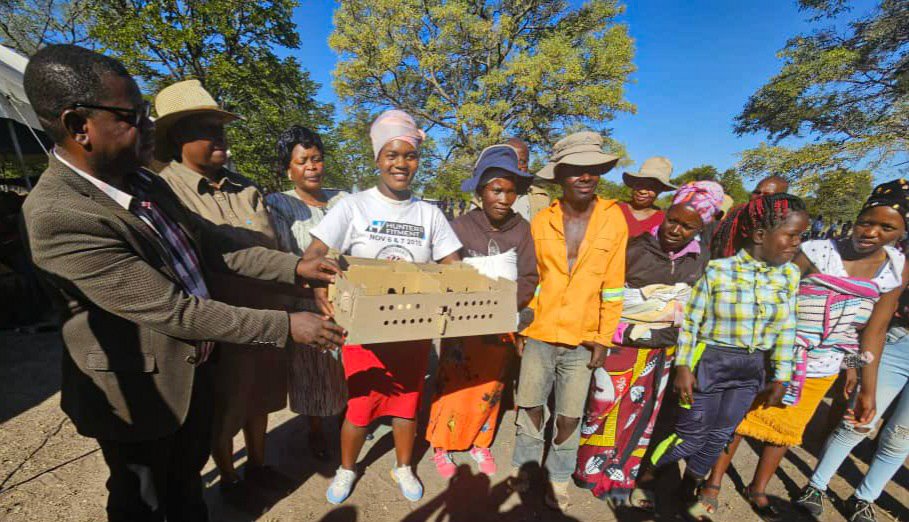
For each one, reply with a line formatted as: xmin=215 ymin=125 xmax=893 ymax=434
xmin=675 ymin=249 xmax=799 ymax=382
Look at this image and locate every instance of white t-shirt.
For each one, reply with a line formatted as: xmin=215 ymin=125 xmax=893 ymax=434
xmin=310 ymin=187 xmax=462 ymax=263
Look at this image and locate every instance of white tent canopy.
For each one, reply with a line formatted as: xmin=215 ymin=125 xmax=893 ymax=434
xmin=0 ymin=44 xmax=42 ymax=131
xmin=0 ymin=44 xmax=48 ymax=189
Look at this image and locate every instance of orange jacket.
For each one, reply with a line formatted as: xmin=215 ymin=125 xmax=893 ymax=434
xmin=522 ymin=197 xmax=627 ymax=347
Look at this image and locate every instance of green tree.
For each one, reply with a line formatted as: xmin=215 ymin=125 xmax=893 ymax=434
xmin=325 ymin=108 xmax=378 ymax=192
xmin=89 ymin=0 xmax=333 ymax=190
xmin=329 ymin=0 xmax=635 ymax=163
xmin=799 ymin=169 xmax=873 ymax=223
xmin=671 ymin=165 xmax=718 ymax=186
xmin=0 ymin=0 xmax=94 ymax=55
xmin=735 ymin=0 xmax=908 ymax=179
xmin=719 ymin=168 xmax=750 ymax=205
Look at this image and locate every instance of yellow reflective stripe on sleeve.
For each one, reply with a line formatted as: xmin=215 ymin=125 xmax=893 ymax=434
xmin=601 ymin=287 xmax=623 ymax=302
xmin=534 ymin=285 xmax=541 ymax=297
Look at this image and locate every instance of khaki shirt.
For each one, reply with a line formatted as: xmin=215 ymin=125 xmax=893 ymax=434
xmin=158 ymin=160 xmax=282 ymax=309
xmin=158 ymin=161 xmax=276 ymax=250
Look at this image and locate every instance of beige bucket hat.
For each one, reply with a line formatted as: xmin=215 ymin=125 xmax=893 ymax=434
xmin=623 ymin=156 xmax=677 ymax=192
xmin=535 ymin=131 xmax=620 ymax=180
xmin=153 ymin=79 xmax=242 ymax=162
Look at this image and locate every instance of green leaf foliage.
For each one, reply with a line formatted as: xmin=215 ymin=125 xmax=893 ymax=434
xmin=796 ymin=169 xmax=873 ymax=223
xmin=90 ymin=0 xmax=333 ymax=191
xmin=329 ymin=0 xmax=636 ymax=194
xmin=735 ymin=0 xmax=908 ymax=180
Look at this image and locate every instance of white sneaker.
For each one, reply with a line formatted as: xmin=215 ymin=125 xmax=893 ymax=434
xmin=390 ymin=464 xmax=424 ymax=501
xmin=326 ymin=467 xmax=356 ymax=504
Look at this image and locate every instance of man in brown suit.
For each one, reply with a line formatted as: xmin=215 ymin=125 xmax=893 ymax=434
xmin=20 ymin=45 xmax=344 ymax=522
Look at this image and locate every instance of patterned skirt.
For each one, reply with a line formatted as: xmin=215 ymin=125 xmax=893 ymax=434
xmin=425 ymin=335 xmax=511 ymax=451
xmin=574 ymin=345 xmax=675 ymax=504
xmin=288 ymin=343 xmax=348 ymax=417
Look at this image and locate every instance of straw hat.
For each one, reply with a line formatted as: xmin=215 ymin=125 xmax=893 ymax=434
xmin=535 ymin=131 xmax=620 ymax=180
xmin=623 ymin=157 xmax=677 ymax=192
xmin=153 ymin=79 xmax=242 ymax=162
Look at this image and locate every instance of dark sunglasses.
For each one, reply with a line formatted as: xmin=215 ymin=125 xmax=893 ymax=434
xmin=70 ymin=100 xmax=152 ymax=127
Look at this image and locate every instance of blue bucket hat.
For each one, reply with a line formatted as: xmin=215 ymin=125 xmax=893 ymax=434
xmin=461 ymin=144 xmax=534 ymax=193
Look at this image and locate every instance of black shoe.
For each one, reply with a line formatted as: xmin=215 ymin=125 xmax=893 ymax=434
xmin=218 ymin=475 xmax=243 ymax=494
xmin=244 ymin=465 xmax=296 ymax=495
xmin=794 ymin=485 xmax=826 ymax=517
xmin=846 ymin=496 xmax=876 ymax=522
xmin=219 ymin=477 xmax=266 ymax=514
xmin=676 ymin=473 xmax=704 ymax=504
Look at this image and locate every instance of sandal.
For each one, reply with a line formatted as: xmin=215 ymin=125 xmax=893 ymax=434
xmin=744 ymin=486 xmax=783 ymax=521
xmin=685 ymin=484 xmax=720 ymax=522
xmin=629 ymin=487 xmax=656 ymax=512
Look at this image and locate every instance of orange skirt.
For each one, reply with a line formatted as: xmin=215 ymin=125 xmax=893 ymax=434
xmin=736 ymin=374 xmax=837 ymax=446
xmin=426 ymin=336 xmax=512 ymax=451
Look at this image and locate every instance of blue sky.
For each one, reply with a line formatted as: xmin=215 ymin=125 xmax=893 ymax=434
xmin=285 ymin=1 xmax=878 ymax=188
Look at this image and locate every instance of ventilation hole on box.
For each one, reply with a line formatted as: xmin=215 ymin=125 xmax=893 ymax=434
xmin=387 ymin=289 xmax=397 ymax=294
xmin=489 ymin=314 xmax=494 ymax=319
xmin=406 ymin=303 xmax=412 ymax=310
xmin=458 ymin=316 xmax=463 ymax=321
xmin=379 ymin=305 xmax=385 ymax=311
xmin=383 ymin=320 xmax=389 ymax=325
xmin=455 ymin=301 xmax=460 ymax=307
xmin=428 ymin=318 xmax=433 ymax=323
xmin=418 ymin=318 xmax=424 ymax=323
xmin=410 ymin=319 xmax=416 ymax=324
xmin=480 ymin=314 xmax=486 ymax=319
xmin=493 ymin=301 xmax=498 ymax=305
xmin=471 ymin=300 xmax=476 ymax=306
xmin=416 ymin=304 xmax=421 ymax=309
xmin=397 ymin=304 xmax=404 ymax=310
xmin=392 ymin=320 xmax=398 ymax=325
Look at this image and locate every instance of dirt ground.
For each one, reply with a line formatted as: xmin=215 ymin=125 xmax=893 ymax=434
xmin=1 ymin=331 xmax=907 ymax=522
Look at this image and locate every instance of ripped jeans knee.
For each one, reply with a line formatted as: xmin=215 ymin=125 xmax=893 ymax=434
xmin=553 ymin=415 xmax=580 ymax=447
xmin=516 ymin=405 xmax=547 ymax=441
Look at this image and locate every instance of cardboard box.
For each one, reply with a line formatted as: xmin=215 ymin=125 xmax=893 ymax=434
xmin=328 ymin=256 xmax=517 ymax=345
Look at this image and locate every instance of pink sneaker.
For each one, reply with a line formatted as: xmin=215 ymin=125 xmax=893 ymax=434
xmin=432 ymin=449 xmax=457 ymax=479
xmin=469 ymin=447 xmax=497 ymax=476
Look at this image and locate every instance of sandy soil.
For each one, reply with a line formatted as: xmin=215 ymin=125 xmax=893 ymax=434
xmin=1 ymin=331 xmax=906 ymax=522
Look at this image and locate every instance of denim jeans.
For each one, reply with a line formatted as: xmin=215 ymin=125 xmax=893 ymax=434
xmin=511 ymin=338 xmax=593 ymax=483
xmin=809 ymin=329 xmax=909 ymax=502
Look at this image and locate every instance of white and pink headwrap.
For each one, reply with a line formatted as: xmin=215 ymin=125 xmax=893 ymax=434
xmin=369 ymin=109 xmax=427 ymax=159
xmin=672 ymin=181 xmax=725 ymax=224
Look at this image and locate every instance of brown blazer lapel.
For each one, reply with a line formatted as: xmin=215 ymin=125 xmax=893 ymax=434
xmin=50 ymin=158 xmax=181 ymax=282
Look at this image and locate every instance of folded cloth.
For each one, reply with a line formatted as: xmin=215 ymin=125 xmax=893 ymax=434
xmin=612 ymin=283 xmax=692 ymax=345
xmin=462 ymin=249 xmax=518 ymax=282
xmin=621 ymin=283 xmax=691 ymax=325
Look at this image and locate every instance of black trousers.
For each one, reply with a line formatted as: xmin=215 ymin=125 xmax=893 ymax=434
xmin=97 ymin=368 xmax=213 ymax=522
